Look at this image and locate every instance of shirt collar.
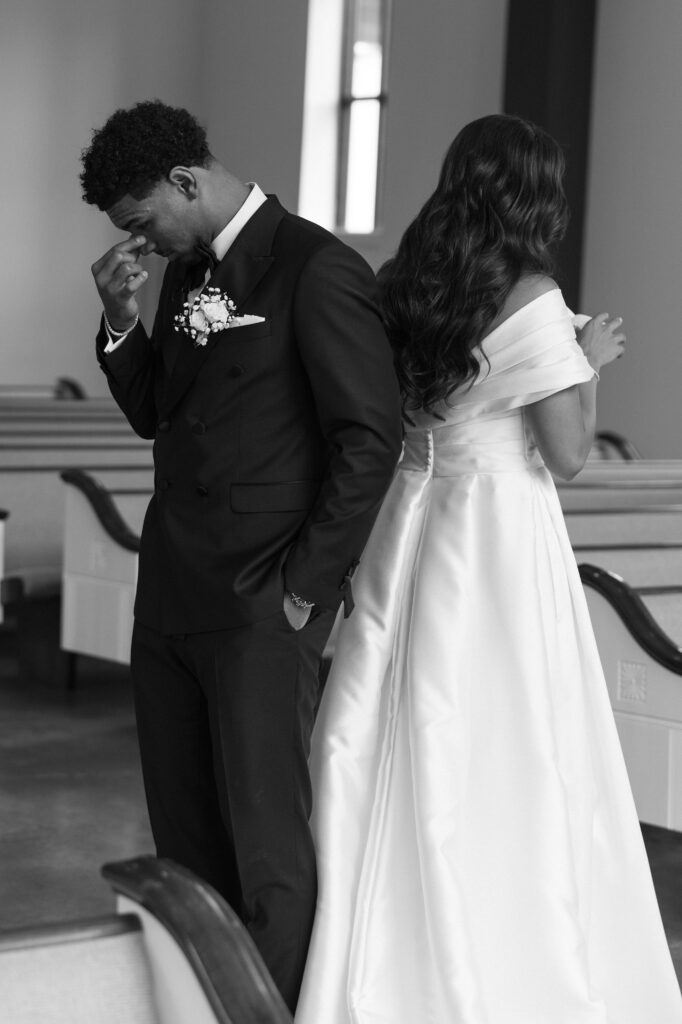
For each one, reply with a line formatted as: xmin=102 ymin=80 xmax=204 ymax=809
xmin=211 ymin=183 xmax=267 ymax=262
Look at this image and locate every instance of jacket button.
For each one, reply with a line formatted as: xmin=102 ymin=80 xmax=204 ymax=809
xmin=196 ymin=485 xmax=209 ymax=497
xmin=228 ymin=364 xmax=245 ymax=378
xmin=192 ymin=421 xmax=206 ymax=434
xmin=157 ymin=420 xmax=170 ymax=432
xmin=159 ymin=479 xmax=171 ymax=491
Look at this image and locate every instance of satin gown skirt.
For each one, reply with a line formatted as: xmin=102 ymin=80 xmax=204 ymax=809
xmin=296 ymin=410 xmax=682 ymax=1023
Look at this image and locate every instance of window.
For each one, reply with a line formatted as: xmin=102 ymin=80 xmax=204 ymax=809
xmin=299 ymin=0 xmax=391 ymax=235
xmin=338 ymin=0 xmax=389 ymax=233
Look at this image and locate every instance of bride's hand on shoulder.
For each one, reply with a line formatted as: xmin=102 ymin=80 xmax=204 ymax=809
xmin=576 ymin=313 xmax=626 ymax=372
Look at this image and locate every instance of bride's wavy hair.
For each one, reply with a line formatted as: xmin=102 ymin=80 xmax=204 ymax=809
xmin=378 ymin=114 xmax=569 ymax=413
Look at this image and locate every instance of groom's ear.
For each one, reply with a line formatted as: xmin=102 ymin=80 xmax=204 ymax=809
xmin=168 ymin=166 xmax=198 ymax=200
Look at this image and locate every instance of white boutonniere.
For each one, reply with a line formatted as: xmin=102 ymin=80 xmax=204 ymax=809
xmin=174 ymin=288 xmax=238 ymax=347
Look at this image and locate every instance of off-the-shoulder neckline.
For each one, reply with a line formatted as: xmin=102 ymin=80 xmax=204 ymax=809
xmin=481 ymin=287 xmax=563 ymax=343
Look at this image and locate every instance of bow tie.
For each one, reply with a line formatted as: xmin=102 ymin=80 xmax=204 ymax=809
xmin=182 ymin=241 xmax=219 ymax=294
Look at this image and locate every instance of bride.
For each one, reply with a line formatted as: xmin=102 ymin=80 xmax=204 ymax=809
xmin=295 ymin=114 xmax=682 ymax=1023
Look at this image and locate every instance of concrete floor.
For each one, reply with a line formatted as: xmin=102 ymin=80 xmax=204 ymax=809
xmin=0 ymin=626 xmax=680 ymax=993
xmin=0 ymin=636 xmax=152 ymax=925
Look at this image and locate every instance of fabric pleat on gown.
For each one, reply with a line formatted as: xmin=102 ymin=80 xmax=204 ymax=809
xmin=296 ymin=290 xmax=682 ymax=1024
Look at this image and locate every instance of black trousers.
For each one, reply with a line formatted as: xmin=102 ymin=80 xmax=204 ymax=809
xmin=130 ymin=606 xmax=336 ymax=1013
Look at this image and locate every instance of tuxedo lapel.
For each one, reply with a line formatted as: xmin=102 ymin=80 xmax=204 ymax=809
xmin=159 ymin=265 xmax=187 ymax=377
xmin=209 ymin=249 xmax=275 ymax=312
xmin=158 ymin=197 xmax=284 ymax=418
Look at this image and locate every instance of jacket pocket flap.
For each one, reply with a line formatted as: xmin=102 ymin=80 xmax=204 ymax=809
xmin=225 ymin=318 xmax=271 ymax=340
xmin=230 ymin=480 xmax=320 ymax=513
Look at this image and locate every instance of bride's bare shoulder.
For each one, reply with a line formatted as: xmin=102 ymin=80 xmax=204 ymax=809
xmin=483 ymin=275 xmax=559 ymax=338
xmin=503 ymin=274 xmax=559 ymax=316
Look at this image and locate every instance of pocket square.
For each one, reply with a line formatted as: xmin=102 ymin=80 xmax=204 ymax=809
xmin=227 ymin=314 xmax=266 ymax=329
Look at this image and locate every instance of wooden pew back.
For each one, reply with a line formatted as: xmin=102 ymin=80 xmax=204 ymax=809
xmin=0 ymin=378 xmax=87 ymax=400
xmin=0 ymin=397 xmax=152 ymax=574
xmin=565 ymin=507 xmax=682 ymax=546
xmin=2 ymin=464 xmax=152 ymax=574
xmin=61 ymin=472 xmax=153 ymax=663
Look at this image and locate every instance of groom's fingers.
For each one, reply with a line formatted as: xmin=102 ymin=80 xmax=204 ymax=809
xmin=91 ymin=235 xmax=146 ymax=281
xmin=119 ymin=269 xmax=148 ymax=296
xmin=93 ymin=241 xmax=150 ymax=310
xmin=111 ymin=259 xmax=145 ymax=287
xmin=91 ymin=236 xmax=149 ymax=324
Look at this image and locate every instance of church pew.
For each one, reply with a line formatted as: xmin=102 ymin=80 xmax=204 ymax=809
xmin=560 ymin=461 xmax=682 ymax=489
xmin=569 ymin=459 xmax=682 ymax=482
xmin=60 ymin=470 xmax=152 ymax=664
xmin=0 ymin=377 xmax=87 ymax=400
xmin=0 ymin=394 xmax=152 ymax=576
xmin=540 ymin=452 xmax=682 ymax=593
xmin=57 ymin=467 xmax=682 ymax=831
xmin=0 ymin=418 xmax=145 ymax=438
xmin=537 ymin=489 xmax=682 ymax=830
xmin=0 ymin=456 xmax=151 ymax=680
xmin=559 ymin=488 xmax=682 ymax=511
xmin=0 ymin=856 xmax=292 ymax=1024
xmin=557 ymin=459 xmax=682 ymax=512
xmin=0 ymin=396 xmax=153 ymax=681
xmin=564 ymin=490 xmax=682 ymax=587
xmin=565 ymin=506 xmax=682 ymax=547
xmin=59 ymin=474 xmax=682 ymax=667
xmin=0 ymin=458 xmax=152 ymax=578
xmin=0 ymin=398 xmax=118 ymax=422
xmin=0 ymin=412 xmax=124 ymax=429
xmin=0 ymin=462 xmax=152 ymax=686
xmin=0 ymin=391 xmax=106 ymax=404
xmin=588 ymin=429 xmax=641 ymax=461
xmin=580 ymin=565 xmax=682 ymax=831
xmin=0 ymin=397 xmax=130 ymax=422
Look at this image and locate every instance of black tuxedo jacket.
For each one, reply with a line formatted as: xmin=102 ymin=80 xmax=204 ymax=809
xmin=97 ymin=197 xmax=403 ymax=634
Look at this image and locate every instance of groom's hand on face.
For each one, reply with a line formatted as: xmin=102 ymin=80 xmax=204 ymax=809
xmin=91 ymin=235 xmax=149 ymax=331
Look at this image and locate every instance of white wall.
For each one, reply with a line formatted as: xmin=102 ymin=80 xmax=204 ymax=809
xmin=581 ymin=0 xmax=682 ymax=457
xmin=0 ymin=0 xmax=506 ymax=395
xmin=0 ymin=0 xmax=204 ymax=397
xmin=202 ymin=0 xmax=309 ymax=209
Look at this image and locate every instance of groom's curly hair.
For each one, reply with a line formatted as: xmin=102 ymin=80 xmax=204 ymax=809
xmin=80 ymin=100 xmax=212 ymax=210
xmin=378 ymin=114 xmax=569 ymax=415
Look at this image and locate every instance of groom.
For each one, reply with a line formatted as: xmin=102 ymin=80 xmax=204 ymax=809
xmin=80 ymin=101 xmax=402 ymax=1011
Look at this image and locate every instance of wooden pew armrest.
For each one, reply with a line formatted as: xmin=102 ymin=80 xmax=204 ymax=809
xmin=102 ymin=857 xmax=293 ymax=1024
xmin=579 ymin=563 xmax=682 ymax=674
xmin=61 ymin=469 xmax=140 ymax=552
xmin=592 ymin=429 xmax=642 ymax=461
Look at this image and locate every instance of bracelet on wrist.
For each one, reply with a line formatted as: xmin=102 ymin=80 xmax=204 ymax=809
xmin=104 ymin=311 xmax=138 ymax=338
xmin=288 ymin=591 xmax=314 ymax=610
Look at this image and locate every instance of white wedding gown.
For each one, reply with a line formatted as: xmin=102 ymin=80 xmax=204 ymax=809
xmin=296 ymin=290 xmax=682 ymax=1024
